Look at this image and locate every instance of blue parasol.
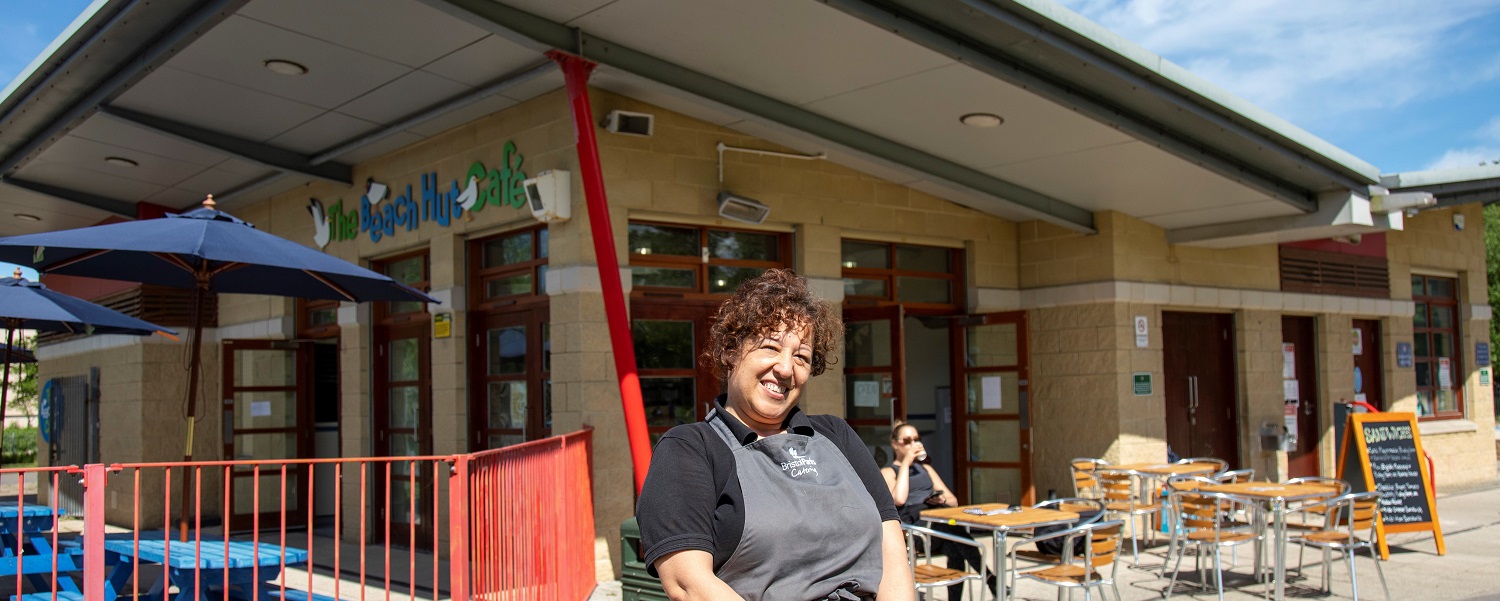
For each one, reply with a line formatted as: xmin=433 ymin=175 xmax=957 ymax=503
xmin=0 ymin=270 xmax=174 ymax=428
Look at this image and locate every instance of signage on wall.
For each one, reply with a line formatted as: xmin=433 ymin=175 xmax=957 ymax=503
xmin=308 ymin=141 xmax=530 ymax=247
xmin=433 ymin=313 xmax=452 ymax=339
xmin=1132 ymin=372 xmax=1151 ymax=396
xmin=1396 ymin=342 xmax=1413 ymax=368
xmin=1133 ymin=315 xmax=1148 ymax=348
xmin=1477 ymin=342 xmax=1490 ymax=367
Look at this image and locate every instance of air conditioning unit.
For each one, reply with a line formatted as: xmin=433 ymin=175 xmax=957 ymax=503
xmin=717 ymin=192 xmax=770 ymax=224
xmin=603 ymin=110 xmax=654 ymax=137
xmin=523 ymin=170 xmax=571 ymax=223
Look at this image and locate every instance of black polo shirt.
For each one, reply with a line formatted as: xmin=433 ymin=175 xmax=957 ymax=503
xmin=635 ymin=397 xmax=899 ymax=576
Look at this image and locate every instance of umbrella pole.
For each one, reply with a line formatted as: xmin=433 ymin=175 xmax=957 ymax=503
xmin=1 ymin=324 xmax=14 ymax=432
xmin=178 ymin=282 xmax=206 ymax=542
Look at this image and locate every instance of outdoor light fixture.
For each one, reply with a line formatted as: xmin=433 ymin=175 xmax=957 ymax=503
xmin=717 ymin=192 xmax=771 ymax=224
xmin=104 ymin=156 xmax=138 ymax=167
xmin=13 ymin=214 xmax=40 ymax=222
xmin=1368 ymin=188 xmax=1435 ymax=213
xmin=263 ymin=59 xmax=309 ymax=76
xmin=960 ymin=113 xmax=1004 ymax=128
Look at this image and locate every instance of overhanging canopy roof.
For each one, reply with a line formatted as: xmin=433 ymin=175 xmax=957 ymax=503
xmin=0 ymin=0 xmax=1400 ymax=245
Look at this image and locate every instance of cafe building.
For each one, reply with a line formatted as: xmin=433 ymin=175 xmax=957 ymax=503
xmin=3 ymin=0 xmax=1497 ymax=576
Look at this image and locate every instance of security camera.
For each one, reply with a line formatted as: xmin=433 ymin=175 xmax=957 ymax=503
xmin=523 ymin=170 xmax=571 ymax=223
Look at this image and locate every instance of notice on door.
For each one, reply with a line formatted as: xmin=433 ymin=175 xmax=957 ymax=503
xmin=853 ymin=381 xmax=880 ymax=407
xmin=981 ymin=375 xmax=1002 ymax=410
xmin=1438 ymin=358 xmax=1453 ymax=388
xmin=1282 ymin=343 xmax=1296 ymax=379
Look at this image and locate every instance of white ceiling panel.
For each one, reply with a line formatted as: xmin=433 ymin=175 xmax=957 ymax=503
xmin=335 ymin=131 xmax=425 ymax=165
xmin=338 ymin=70 xmax=472 ymax=125
xmin=571 ymin=0 xmax=953 ymax=106
xmin=496 ymin=71 xmax=564 ymax=103
xmin=591 ymin=69 xmax=749 ymax=128
xmin=238 ymin=0 xmax=489 ymax=68
xmin=211 ymin=158 xmax=277 ymax=178
xmin=142 ymin=187 xmax=212 ymax=209
xmin=111 ymin=67 xmax=325 ymax=143
xmin=163 ymin=16 xmax=411 ymax=111
xmin=171 ymin=165 xmax=280 ymax=198
xmin=405 ymin=94 xmax=518 ymax=138
xmin=804 ymin=64 xmax=1134 ymax=170
xmin=34 ymin=136 xmax=210 ymax=187
xmin=501 ymin=0 xmax=616 ymax=24
xmin=17 ymin=161 xmax=168 ymax=202
xmin=267 ymin=111 xmax=381 ymax=155
xmin=423 ymin=35 xmax=548 ymax=87
xmin=1145 ymin=200 xmax=1300 ymax=230
xmin=69 ymin=115 xmax=231 ymax=167
xmin=986 ymin=140 xmax=1277 ymax=223
xmin=0 ymin=187 xmax=116 ymax=236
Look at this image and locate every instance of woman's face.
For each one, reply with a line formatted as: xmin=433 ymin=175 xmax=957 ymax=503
xmin=892 ymin=426 xmax=923 ymax=460
xmin=724 ymin=324 xmax=814 ymax=433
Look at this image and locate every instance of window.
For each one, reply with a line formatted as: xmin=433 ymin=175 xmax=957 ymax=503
xmin=841 ymin=240 xmax=961 ymax=309
xmin=628 ymin=222 xmax=789 ymax=296
xmin=1412 ymin=274 xmax=1462 ymax=419
xmin=473 ymin=225 xmax=548 ymax=311
xmin=375 ymin=252 xmax=429 ymax=322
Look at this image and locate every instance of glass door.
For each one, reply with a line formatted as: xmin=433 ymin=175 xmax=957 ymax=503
xmin=222 ymin=340 xmax=310 ymax=531
xmin=471 ymin=309 xmax=551 ymax=450
xmin=956 ymin=312 xmax=1030 ymax=505
xmin=376 ymin=323 xmax=432 ymax=545
xmin=630 ymin=302 xmax=719 ymax=442
xmin=843 ymin=305 xmax=905 ymax=466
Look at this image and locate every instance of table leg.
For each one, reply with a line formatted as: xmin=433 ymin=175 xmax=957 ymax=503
xmin=1273 ymin=500 xmax=1286 ymax=601
xmin=994 ymin=531 xmax=1008 ymax=601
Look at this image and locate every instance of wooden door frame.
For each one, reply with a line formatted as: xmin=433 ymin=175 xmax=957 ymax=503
xmin=1282 ymin=316 xmax=1321 ymax=478
xmin=951 ymin=311 xmax=1031 ymax=505
xmin=842 ymin=304 xmax=907 ymax=439
xmin=221 ymin=339 xmax=313 ymax=531
xmin=1163 ymin=311 xmax=1241 ymax=469
xmin=629 ymin=300 xmax=721 ymax=437
xmin=467 ymin=303 xmax=552 ymax=451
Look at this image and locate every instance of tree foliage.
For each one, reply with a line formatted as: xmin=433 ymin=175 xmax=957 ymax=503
xmin=4 ymin=335 xmax=36 ymax=423
xmin=1487 ymin=204 xmax=1500 ymax=360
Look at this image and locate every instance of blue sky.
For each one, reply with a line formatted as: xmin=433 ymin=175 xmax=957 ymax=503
xmin=0 ymin=1 xmax=1497 ymax=178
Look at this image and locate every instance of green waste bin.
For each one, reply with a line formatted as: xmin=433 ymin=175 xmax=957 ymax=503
xmin=621 ymin=517 xmax=668 ymax=601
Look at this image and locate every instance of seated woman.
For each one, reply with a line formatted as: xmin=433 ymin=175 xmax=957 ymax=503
xmin=882 ymin=422 xmax=996 ymax=599
xmin=637 ymin=269 xmax=913 ymax=600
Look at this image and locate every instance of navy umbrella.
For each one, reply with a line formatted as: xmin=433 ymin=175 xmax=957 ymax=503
xmin=0 ymin=196 xmax=435 ymax=536
xmin=0 ymin=270 xmax=175 ymax=428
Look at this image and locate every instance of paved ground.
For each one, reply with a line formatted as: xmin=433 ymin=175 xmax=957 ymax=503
xmin=592 ymin=479 xmax=1500 ymax=600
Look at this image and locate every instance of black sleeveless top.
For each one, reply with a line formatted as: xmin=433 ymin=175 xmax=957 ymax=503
xmin=890 ymin=462 xmax=936 ymax=524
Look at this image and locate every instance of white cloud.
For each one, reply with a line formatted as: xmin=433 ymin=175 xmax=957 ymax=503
xmin=1056 ymin=0 xmax=1500 ymax=126
xmin=1482 ymin=116 xmax=1500 ymax=142
xmin=1423 ymin=147 xmax=1500 ymax=170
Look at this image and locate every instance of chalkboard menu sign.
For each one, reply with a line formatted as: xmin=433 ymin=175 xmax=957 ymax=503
xmin=1337 ymin=412 xmax=1445 ymax=558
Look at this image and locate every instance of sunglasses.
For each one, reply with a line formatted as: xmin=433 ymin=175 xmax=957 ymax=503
xmin=897 ymin=436 xmax=921 ymax=445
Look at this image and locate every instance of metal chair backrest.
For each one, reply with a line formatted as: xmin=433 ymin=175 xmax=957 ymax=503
xmin=1033 ymin=497 xmax=1106 ymax=523
xmin=1071 ymin=458 xmax=1109 ymax=498
xmin=1167 ymin=489 xmax=1263 ymax=542
xmin=1214 ymin=468 xmax=1255 ymax=484
xmin=1177 ymin=456 xmax=1229 ymax=473
xmin=1166 ymin=475 xmax=1218 ymax=493
xmin=1322 ymin=491 xmax=1382 ymax=544
xmin=1098 ymin=469 xmax=1154 ymax=507
xmin=1283 ymin=476 xmax=1352 ymax=495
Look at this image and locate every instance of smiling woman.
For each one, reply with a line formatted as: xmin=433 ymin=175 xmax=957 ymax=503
xmin=636 ymin=269 xmax=914 ymax=601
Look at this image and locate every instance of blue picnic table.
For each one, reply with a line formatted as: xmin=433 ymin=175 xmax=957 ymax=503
xmin=0 ymin=505 xmax=81 ymax=595
xmin=102 ymin=540 xmax=312 ymax=601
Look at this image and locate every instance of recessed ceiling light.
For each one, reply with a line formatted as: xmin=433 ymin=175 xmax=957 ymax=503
xmin=960 ymin=113 xmax=1004 ymax=128
xmin=104 ymin=156 xmax=138 ymax=167
xmin=13 ymin=214 xmax=40 ymax=222
xmin=263 ymin=59 xmax=308 ymax=76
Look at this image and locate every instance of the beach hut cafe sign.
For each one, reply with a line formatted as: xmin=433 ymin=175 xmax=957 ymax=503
xmin=308 ymin=142 xmax=528 ymax=247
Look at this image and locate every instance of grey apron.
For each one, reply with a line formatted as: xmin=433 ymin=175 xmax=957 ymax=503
xmin=708 ymin=409 xmax=884 ymax=600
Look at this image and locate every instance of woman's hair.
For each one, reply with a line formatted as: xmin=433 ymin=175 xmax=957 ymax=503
xmin=890 ymin=421 xmax=917 ymax=441
xmin=705 ymin=268 xmax=842 ymax=382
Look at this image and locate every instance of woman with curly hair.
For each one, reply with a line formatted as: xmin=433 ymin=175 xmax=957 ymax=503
xmin=637 ymin=269 xmax=913 ymax=600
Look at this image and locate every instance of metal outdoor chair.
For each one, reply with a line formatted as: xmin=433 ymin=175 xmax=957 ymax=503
xmin=1177 ymin=457 xmax=1230 ymax=473
xmin=1163 ymin=489 xmax=1268 ymax=601
xmin=1214 ymin=469 xmax=1255 ymax=484
xmin=1282 ymin=476 xmax=1352 ymax=530
xmin=1289 ymin=491 xmax=1390 ymax=600
xmin=1007 ymin=519 xmax=1125 ymax=601
xmin=1098 ymin=468 xmax=1161 ymax=565
xmin=1013 ymin=498 xmax=1107 ymax=569
xmin=1071 ymin=458 xmax=1110 ymax=500
xmin=902 ymin=522 xmax=988 ymax=601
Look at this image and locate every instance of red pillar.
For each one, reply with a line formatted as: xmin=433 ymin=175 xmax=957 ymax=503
xmin=547 ymin=50 xmax=653 ymax=494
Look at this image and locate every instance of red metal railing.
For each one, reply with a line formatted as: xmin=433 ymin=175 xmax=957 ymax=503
xmin=1 ymin=428 xmax=595 ymax=600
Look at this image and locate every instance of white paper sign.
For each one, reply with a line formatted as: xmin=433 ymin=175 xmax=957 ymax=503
xmin=1283 ymin=379 xmax=1300 ymax=401
xmin=1438 ymin=357 xmax=1452 ymax=388
xmin=1353 ymin=393 xmax=1367 ymax=403
xmin=250 ymin=401 xmax=272 ymax=418
xmin=1282 ymin=343 xmax=1296 ymax=379
xmin=1134 ymin=315 xmax=1149 ymax=348
xmin=854 ymin=381 xmax=880 ymax=407
xmin=1352 ymin=328 xmax=1363 ymax=355
xmin=981 ymin=376 xmax=1002 ymax=410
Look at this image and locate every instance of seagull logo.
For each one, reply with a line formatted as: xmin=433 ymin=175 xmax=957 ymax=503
xmin=308 ymin=198 xmax=330 ymax=249
xmin=456 ymin=175 xmax=480 ymax=212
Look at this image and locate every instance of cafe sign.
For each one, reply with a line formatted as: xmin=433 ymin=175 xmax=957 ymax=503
xmin=309 ymin=141 xmax=528 ymax=247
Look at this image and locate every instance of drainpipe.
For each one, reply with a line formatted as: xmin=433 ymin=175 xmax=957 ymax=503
xmin=547 ymin=50 xmax=652 ymax=494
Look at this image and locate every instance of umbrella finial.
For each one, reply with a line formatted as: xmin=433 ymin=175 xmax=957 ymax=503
xmin=11 ymin=268 xmax=19 ymax=279
xmin=203 ymin=195 xmax=216 ymax=210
